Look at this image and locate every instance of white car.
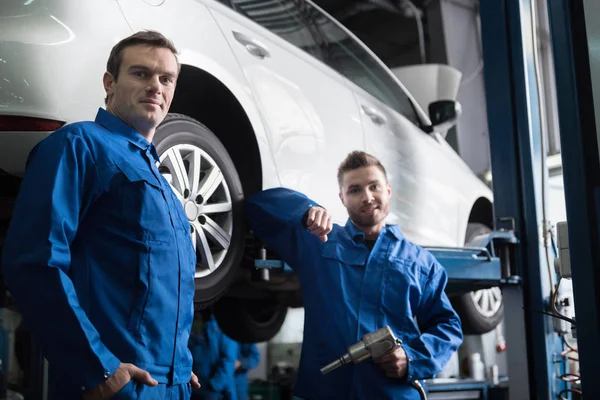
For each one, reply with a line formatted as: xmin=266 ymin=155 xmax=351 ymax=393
xmin=0 ymin=0 xmax=497 ymax=341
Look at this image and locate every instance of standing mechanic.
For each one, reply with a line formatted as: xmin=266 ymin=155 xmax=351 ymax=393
xmin=2 ymin=31 xmax=199 ymax=399
xmin=189 ymin=309 xmax=238 ymax=400
xmin=234 ymin=343 xmax=260 ymax=400
xmin=246 ymin=151 xmax=463 ymax=399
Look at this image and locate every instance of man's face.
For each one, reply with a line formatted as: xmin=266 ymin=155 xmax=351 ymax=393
xmin=103 ymin=44 xmax=178 ymax=137
xmin=339 ymin=166 xmax=391 ymax=230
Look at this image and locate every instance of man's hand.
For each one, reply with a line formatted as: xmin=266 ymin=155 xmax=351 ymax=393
xmin=82 ymin=363 xmax=157 ymax=400
xmin=235 ymin=360 xmax=242 ymax=371
xmin=190 ymin=372 xmax=201 ymax=389
xmin=374 ymin=347 xmax=408 ymax=378
xmin=305 ymin=207 xmax=333 ymax=242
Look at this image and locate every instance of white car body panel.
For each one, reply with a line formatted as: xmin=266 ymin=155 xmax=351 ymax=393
xmin=208 ymin=6 xmax=364 ymax=219
xmin=354 ymin=89 xmax=460 ymax=246
xmin=0 ymin=0 xmax=492 ymax=248
xmin=0 ymin=1 xmax=132 ymax=174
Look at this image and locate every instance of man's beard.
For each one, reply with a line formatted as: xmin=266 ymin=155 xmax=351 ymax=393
xmin=348 ymin=204 xmax=389 ymax=229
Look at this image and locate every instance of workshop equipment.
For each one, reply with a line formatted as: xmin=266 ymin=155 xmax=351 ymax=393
xmin=320 ymin=326 xmax=426 ymax=400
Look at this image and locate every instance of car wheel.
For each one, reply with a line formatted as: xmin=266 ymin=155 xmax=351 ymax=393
xmin=214 ymin=296 xmax=288 ymax=343
xmin=451 ymin=223 xmax=504 ymax=334
xmin=154 ymin=114 xmax=244 ymax=306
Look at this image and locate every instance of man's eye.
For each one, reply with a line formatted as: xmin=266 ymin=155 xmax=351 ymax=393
xmin=349 ymin=188 xmax=360 ymax=194
xmin=133 ymin=71 xmax=147 ymax=78
xmin=160 ymin=76 xmax=173 ymax=84
xmin=371 ymin=184 xmax=380 ymax=191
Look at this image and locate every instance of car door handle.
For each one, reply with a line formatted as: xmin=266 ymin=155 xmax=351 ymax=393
xmin=361 ymin=105 xmax=387 ymax=125
xmin=232 ymin=30 xmax=270 ymax=59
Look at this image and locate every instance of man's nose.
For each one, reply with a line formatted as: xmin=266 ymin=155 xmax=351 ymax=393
xmin=146 ymin=76 xmax=161 ymax=93
xmin=363 ymin=190 xmax=374 ymax=203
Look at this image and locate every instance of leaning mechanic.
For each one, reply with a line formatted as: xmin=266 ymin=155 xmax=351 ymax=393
xmin=2 ymin=31 xmax=198 ymax=399
xmin=246 ymin=151 xmax=463 ymax=399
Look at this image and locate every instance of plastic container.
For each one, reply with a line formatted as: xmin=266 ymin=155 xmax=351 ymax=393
xmin=469 ymin=353 xmax=485 ymax=381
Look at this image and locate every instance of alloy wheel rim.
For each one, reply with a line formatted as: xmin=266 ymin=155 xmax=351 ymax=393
xmin=470 ymin=287 xmax=503 ymax=317
xmin=159 ymin=143 xmax=233 ymax=278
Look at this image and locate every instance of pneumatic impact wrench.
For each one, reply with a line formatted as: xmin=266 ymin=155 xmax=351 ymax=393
xmin=320 ymin=326 xmax=427 ymax=400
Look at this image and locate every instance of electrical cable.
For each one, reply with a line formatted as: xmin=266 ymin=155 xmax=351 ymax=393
xmin=551 ymin=276 xmax=562 ymax=315
xmin=422 ymin=0 xmax=483 ymax=87
xmin=411 ymin=380 xmax=427 ymax=400
xmin=558 ymin=388 xmax=582 ymax=400
xmin=560 ymin=348 xmax=576 ymax=358
xmin=530 ymin=0 xmax=558 ymax=319
xmin=558 ymin=373 xmax=580 ymax=383
xmin=562 ymin=335 xmax=578 ymax=353
xmin=403 ymin=0 xmax=426 ymax=64
xmin=460 ymin=3 xmax=484 ymax=88
xmin=525 ymin=307 xmax=576 ymax=325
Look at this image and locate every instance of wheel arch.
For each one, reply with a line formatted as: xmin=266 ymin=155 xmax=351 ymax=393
xmin=468 ymin=196 xmax=494 ymax=230
xmin=170 ymin=64 xmax=263 ymax=197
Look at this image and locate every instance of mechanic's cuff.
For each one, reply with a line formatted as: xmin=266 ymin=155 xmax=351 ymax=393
xmin=80 ymin=353 xmax=121 ymax=393
xmin=300 ymin=204 xmax=319 ymax=228
xmin=400 ymin=344 xmax=416 ymax=382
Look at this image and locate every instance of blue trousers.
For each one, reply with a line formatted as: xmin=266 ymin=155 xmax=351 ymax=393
xmin=112 ymin=381 xmax=192 ymax=400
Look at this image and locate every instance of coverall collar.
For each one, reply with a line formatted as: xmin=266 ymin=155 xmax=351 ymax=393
xmin=95 ymin=108 xmax=160 ymax=162
xmin=344 ymin=219 xmax=405 ymax=243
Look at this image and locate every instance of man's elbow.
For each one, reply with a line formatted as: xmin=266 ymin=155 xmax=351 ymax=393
xmin=450 ymin=316 xmax=464 ymax=350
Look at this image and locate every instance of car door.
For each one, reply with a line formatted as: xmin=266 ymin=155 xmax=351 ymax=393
xmin=208 ymin=0 xmax=364 ymax=220
xmin=306 ymin=12 xmax=463 ymax=246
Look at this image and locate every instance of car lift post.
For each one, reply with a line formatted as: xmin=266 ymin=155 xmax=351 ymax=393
xmin=547 ymin=0 xmax=600 ymax=397
xmin=480 ymin=0 xmax=566 ymax=398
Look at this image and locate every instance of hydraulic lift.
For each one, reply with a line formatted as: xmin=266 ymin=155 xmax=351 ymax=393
xmin=479 ymin=0 xmax=598 ymax=398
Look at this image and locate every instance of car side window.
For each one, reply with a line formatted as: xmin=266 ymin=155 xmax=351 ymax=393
xmin=313 ymin=17 xmax=420 ymax=125
xmin=227 ymin=0 xmax=419 ymax=126
xmin=229 ymin=0 xmax=323 ymax=61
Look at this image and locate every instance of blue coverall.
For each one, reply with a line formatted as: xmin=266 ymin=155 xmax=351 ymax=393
xmin=234 ymin=343 xmax=260 ymax=400
xmin=246 ymin=188 xmax=463 ymax=400
xmin=2 ymin=109 xmax=196 ymax=399
xmin=189 ymin=317 xmax=238 ymax=400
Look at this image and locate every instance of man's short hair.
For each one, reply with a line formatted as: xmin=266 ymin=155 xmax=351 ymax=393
xmin=337 ymin=151 xmax=388 ymax=187
xmin=105 ymin=30 xmax=179 ymax=104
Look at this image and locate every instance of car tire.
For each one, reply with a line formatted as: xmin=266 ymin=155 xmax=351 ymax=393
xmin=154 ymin=114 xmax=245 ymax=307
xmin=214 ymin=296 xmax=288 ymax=343
xmin=451 ymin=223 xmax=504 ymax=334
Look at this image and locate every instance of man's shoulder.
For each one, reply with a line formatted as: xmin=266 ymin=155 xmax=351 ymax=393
xmin=46 ymin=120 xmax=107 ymax=144
xmin=62 ymin=120 xmax=106 ymax=137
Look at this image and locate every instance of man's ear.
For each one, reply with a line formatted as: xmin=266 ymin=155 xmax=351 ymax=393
xmin=387 ymin=183 xmax=392 ymax=197
xmin=103 ymin=72 xmax=115 ymax=99
xmin=339 ymin=191 xmax=345 ymax=206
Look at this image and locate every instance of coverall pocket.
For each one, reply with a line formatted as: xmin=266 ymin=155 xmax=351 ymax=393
xmin=321 ymin=243 xmax=367 ymax=266
xmin=127 ymin=251 xmax=151 ymax=335
xmin=117 ymin=162 xmax=171 ymax=242
xmin=111 ymin=380 xmax=138 ymax=400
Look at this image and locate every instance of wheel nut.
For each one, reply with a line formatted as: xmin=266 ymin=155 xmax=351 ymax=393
xmin=184 ymin=189 xmax=190 ymax=198
xmin=198 ymin=215 xmax=206 ymax=225
xmin=196 ymin=195 xmax=204 ymax=204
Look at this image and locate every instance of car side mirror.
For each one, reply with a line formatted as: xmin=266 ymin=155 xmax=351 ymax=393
xmin=428 ymin=100 xmax=462 ymax=135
